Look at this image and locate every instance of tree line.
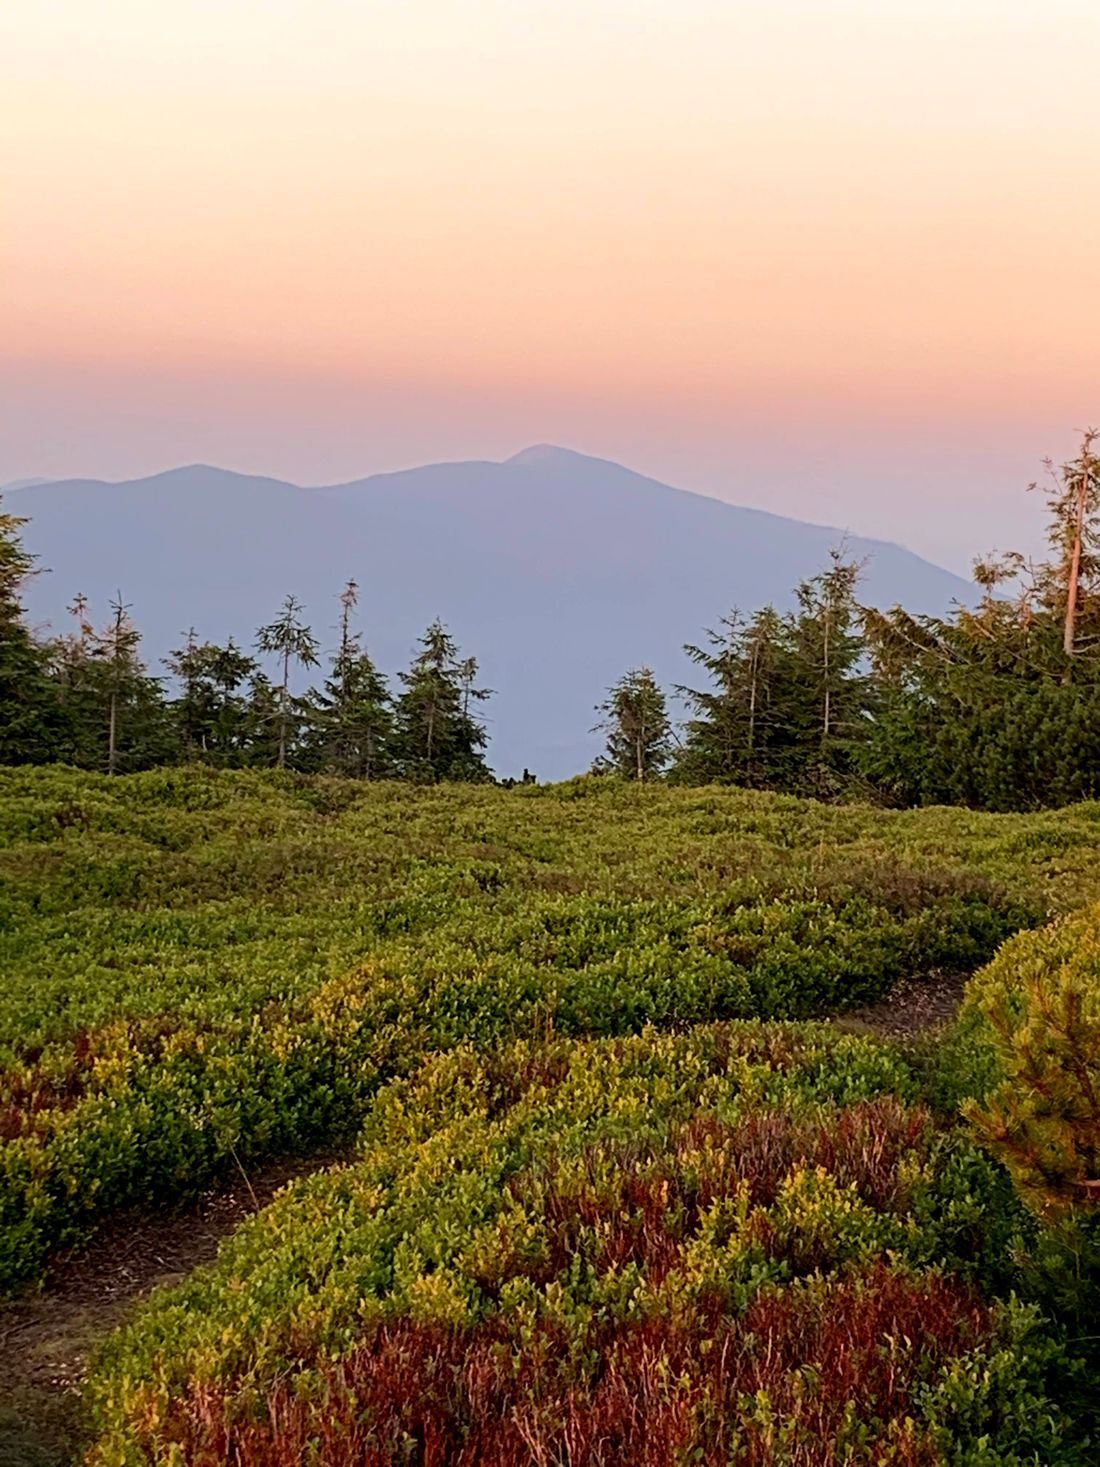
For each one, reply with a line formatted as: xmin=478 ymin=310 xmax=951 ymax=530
xmin=0 ymin=538 xmax=494 ymax=782
xmin=597 ymin=431 xmax=1100 ymax=811
xmin=2 ymin=431 xmax=1099 ymax=809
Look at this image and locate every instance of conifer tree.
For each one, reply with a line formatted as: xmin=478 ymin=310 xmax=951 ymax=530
xmin=54 ymin=594 xmax=175 ymax=772
xmin=966 ymin=934 xmax=1100 ymax=1219
xmin=0 ymin=498 xmax=67 ymax=764
xmin=255 ymin=595 xmax=320 ymax=769
xmin=240 ymin=672 xmax=284 ymax=768
xmin=392 ymin=620 xmax=491 ymax=782
xmin=676 ymin=552 xmax=868 ymax=796
xmin=594 ymin=666 xmax=672 ymax=781
xmin=1032 ymin=429 xmax=1100 ymax=661
xmin=675 ymin=607 xmax=791 ymax=786
xmin=303 ymin=580 xmax=393 ymax=777
xmin=858 ymin=435 xmax=1100 ymax=810
xmin=166 ymin=633 xmax=260 ymax=764
xmin=102 ymin=597 xmax=137 ymax=775
xmin=785 ymin=550 xmax=869 ymax=791
xmin=168 ymin=627 xmax=203 ymax=755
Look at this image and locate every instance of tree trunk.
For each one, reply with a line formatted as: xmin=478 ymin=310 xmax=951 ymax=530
xmin=107 ymin=690 xmax=118 ymax=775
xmin=1064 ymin=462 xmax=1089 ymax=658
xmin=278 ymin=649 xmax=290 ymax=769
xmin=822 ymin=601 xmax=832 ymax=745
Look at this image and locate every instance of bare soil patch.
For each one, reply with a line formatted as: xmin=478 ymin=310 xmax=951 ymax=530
xmin=831 ymin=970 xmax=969 ymax=1039
xmin=0 ymin=1151 xmax=350 ymax=1466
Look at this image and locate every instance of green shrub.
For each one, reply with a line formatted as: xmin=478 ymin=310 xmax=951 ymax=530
xmin=0 ymin=767 xmax=1056 ymax=1290
xmin=963 ymin=908 xmax=1100 ymax=1218
xmin=86 ymin=1025 xmax=1074 ymax=1467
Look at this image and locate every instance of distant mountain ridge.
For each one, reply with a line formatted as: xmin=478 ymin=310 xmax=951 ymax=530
xmin=9 ymin=447 xmax=972 ymax=778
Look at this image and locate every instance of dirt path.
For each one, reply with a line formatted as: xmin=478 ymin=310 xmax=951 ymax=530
xmin=830 ymin=969 xmax=969 ymax=1039
xmin=0 ymin=1151 xmax=351 ymax=1467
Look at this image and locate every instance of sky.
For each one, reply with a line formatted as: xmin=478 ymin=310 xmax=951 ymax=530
xmin=3 ymin=0 xmax=1099 ymax=574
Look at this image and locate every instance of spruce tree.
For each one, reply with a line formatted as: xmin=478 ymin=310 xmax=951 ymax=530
xmin=593 ymin=666 xmax=672 ymax=781
xmin=0 ymin=498 xmax=67 ymax=764
xmin=858 ymin=437 xmax=1100 ymax=810
xmin=676 ymin=551 xmax=868 ymax=796
xmin=391 ymin=620 xmax=491 ymax=782
xmin=675 ymin=606 xmax=791 ymax=786
xmin=303 ymin=580 xmax=393 ymax=777
xmin=102 ymin=597 xmax=137 ymax=775
xmin=166 ymin=634 xmax=260 ymax=764
xmin=785 ymin=550 xmax=870 ymax=794
xmin=1031 ymin=429 xmax=1100 ymax=661
xmin=255 ymin=595 xmax=320 ymax=769
xmin=240 ymin=672 xmax=285 ymax=768
xmin=55 ymin=595 xmax=175 ymax=772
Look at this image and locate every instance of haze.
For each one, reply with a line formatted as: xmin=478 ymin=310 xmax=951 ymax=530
xmin=4 ymin=0 xmax=1099 ymax=572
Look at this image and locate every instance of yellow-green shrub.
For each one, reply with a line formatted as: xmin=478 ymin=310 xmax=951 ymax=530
xmin=964 ymin=906 xmax=1100 ymax=1217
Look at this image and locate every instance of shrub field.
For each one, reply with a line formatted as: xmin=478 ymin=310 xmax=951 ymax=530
xmin=85 ymin=1027 xmax=1074 ymax=1466
xmin=4 ymin=765 xmax=1094 ymax=1290
xmin=4 ymin=768 xmax=1100 ymax=1462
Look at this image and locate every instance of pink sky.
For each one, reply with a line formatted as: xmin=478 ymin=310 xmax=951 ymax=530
xmin=3 ymin=1 xmax=1099 ymax=571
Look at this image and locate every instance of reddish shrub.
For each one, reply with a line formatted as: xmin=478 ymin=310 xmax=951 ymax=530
xmin=157 ymin=1266 xmax=987 ymax=1466
xmin=500 ymin=1098 xmax=932 ymax=1288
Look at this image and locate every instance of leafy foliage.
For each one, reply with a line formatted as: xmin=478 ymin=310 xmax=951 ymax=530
xmin=84 ymin=1030 xmax=1076 ymax=1466
xmin=0 ymin=768 xmax=1070 ymax=1289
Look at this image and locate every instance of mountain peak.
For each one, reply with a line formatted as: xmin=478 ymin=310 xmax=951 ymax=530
xmin=505 ymin=444 xmax=585 ymax=467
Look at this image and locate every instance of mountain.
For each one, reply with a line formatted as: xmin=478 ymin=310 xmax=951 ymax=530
xmin=9 ymin=447 xmax=972 ymax=779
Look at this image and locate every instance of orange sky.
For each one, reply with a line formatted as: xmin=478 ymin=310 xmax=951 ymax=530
xmin=3 ymin=1 xmax=1100 ymax=568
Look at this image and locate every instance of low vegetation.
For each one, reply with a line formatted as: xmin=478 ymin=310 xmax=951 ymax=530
xmin=86 ymin=1027 xmax=1078 ymax=1466
xmin=4 ymin=770 xmax=1100 ymax=1461
xmin=4 ymin=766 xmax=1095 ymax=1292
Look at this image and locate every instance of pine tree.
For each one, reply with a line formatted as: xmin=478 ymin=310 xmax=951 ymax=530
xmin=966 ymin=935 xmax=1100 ymax=1218
xmin=1031 ymin=429 xmax=1100 ymax=661
xmin=675 ymin=607 xmax=791 ymax=786
xmin=392 ymin=621 xmax=492 ymax=782
xmin=54 ymin=594 xmax=175 ymax=772
xmin=858 ymin=436 xmax=1100 ymax=810
xmin=255 ymin=595 xmax=320 ymax=769
xmin=780 ymin=551 xmax=870 ymax=795
xmin=303 ymin=580 xmax=393 ymax=777
xmin=0 ymin=498 xmax=68 ymax=764
xmin=593 ymin=666 xmax=672 ymax=781
xmin=165 ymin=634 xmax=260 ymax=764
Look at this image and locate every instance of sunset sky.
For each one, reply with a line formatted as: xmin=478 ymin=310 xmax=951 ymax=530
xmin=3 ymin=0 xmax=1099 ymax=571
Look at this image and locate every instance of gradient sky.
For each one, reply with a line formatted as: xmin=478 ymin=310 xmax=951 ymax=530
xmin=3 ymin=0 xmax=1099 ymax=572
